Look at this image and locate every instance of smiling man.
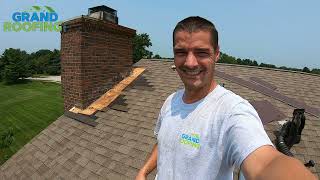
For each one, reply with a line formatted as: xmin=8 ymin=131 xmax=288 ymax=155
xmin=136 ymin=16 xmax=316 ymax=180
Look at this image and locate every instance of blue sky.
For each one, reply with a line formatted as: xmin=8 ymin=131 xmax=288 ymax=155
xmin=0 ymin=0 xmax=319 ymax=69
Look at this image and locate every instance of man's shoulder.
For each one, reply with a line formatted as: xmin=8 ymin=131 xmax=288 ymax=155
xmin=160 ymin=89 xmax=183 ymax=109
xmin=213 ymin=86 xmax=245 ymax=106
xmin=218 ymin=87 xmax=260 ymax=121
xmin=208 ymin=86 xmax=256 ymax=118
xmin=166 ymin=89 xmax=183 ymax=102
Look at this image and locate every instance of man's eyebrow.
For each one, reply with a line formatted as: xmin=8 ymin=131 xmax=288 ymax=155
xmin=193 ymin=48 xmax=210 ymax=52
xmin=173 ymin=48 xmax=186 ymax=51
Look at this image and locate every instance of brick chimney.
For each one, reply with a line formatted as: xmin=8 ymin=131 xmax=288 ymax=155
xmin=60 ymin=8 xmax=136 ymax=111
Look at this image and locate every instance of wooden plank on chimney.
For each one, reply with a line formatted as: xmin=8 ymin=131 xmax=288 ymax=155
xmin=76 ymin=67 xmax=145 ymax=116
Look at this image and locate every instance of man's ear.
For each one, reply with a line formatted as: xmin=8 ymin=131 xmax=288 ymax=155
xmin=214 ymin=45 xmax=220 ymax=62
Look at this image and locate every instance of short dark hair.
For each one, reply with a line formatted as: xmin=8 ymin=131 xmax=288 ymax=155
xmin=173 ymin=16 xmax=219 ymax=50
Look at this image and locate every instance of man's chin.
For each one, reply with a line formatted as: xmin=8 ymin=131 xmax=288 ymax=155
xmin=183 ymin=81 xmax=203 ymax=91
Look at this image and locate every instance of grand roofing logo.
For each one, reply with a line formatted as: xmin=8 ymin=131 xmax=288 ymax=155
xmin=3 ymin=6 xmax=62 ymax=32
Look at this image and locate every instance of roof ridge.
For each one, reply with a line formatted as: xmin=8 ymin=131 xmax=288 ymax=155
xmin=216 ymin=63 xmax=320 ymax=77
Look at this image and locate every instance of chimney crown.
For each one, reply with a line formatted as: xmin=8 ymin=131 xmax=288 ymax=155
xmin=88 ymin=5 xmax=118 ymax=24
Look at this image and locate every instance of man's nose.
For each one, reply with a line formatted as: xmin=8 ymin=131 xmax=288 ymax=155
xmin=184 ymin=52 xmax=199 ymax=68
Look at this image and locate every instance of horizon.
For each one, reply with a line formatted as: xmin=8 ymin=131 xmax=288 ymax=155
xmin=0 ymin=0 xmax=319 ymax=69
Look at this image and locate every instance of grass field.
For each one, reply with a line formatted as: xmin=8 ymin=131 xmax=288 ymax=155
xmin=0 ymin=80 xmax=63 ymax=165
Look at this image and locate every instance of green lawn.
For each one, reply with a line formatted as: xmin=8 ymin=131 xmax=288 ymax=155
xmin=0 ymin=80 xmax=63 ymax=165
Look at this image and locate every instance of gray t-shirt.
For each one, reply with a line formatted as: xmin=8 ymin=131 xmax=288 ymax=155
xmin=154 ymin=85 xmax=273 ymax=180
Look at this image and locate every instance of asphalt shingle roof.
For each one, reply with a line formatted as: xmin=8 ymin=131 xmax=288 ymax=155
xmin=1 ymin=59 xmax=319 ymax=179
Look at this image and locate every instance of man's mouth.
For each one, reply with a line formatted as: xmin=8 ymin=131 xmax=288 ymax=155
xmin=182 ymin=69 xmax=203 ymax=76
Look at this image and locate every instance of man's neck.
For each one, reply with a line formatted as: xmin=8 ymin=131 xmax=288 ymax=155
xmin=183 ymin=80 xmax=217 ymax=104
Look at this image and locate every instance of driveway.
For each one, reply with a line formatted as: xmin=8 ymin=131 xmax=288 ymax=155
xmin=26 ymin=76 xmax=61 ymax=83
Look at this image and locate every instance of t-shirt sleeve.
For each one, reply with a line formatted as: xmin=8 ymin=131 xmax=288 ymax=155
xmin=224 ymin=101 xmax=274 ymax=169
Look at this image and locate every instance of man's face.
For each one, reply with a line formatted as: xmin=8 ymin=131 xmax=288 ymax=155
xmin=173 ymin=30 xmax=219 ymax=91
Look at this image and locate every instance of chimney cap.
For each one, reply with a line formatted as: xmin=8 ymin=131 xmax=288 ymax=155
xmin=88 ymin=5 xmax=117 ymax=15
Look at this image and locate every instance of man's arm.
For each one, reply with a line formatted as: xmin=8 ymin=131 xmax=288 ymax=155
xmin=241 ymin=145 xmax=317 ymax=180
xmin=136 ymin=143 xmax=158 ymax=180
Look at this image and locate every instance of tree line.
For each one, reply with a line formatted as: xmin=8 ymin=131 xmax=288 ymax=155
xmin=218 ymin=52 xmax=320 ymax=74
xmin=0 ymin=33 xmax=319 ymax=84
xmin=0 ymin=48 xmax=60 ymax=84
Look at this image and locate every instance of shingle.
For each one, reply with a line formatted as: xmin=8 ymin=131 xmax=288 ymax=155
xmin=62 ymin=159 xmax=76 ymax=171
xmin=93 ymin=154 xmax=107 ymax=166
xmin=123 ymin=131 xmax=139 ymax=141
xmin=138 ymin=128 xmax=154 ymax=137
xmin=78 ymin=168 xmax=91 ymax=179
xmin=137 ymin=134 xmax=156 ymax=145
xmin=124 ymin=165 xmax=140 ymax=178
xmin=111 ymin=128 xmax=127 ymax=136
xmin=124 ymin=157 xmax=145 ymax=169
xmin=85 ymin=160 xmax=103 ymax=173
xmin=128 ymin=148 xmax=149 ymax=160
xmin=126 ymin=125 xmax=141 ymax=133
xmin=111 ymin=153 xmax=129 ymax=163
xmin=96 ymin=167 xmax=110 ymax=177
xmin=116 ymin=145 xmax=131 ymax=155
xmin=133 ymin=141 xmax=153 ymax=153
xmin=76 ymin=156 xmax=90 ymax=167
xmin=47 ymin=150 xmax=59 ymax=159
xmin=56 ymin=154 xmax=68 ymax=165
xmin=105 ymin=171 xmax=128 ymax=180
xmin=108 ymin=161 xmax=130 ymax=175
xmin=93 ymin=145 xmax=109 ymax=156
xmin=34 ymin=151 xmax=48 ymax=163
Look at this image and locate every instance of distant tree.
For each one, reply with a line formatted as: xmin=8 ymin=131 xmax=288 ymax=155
xmin=1 ymin=48 xmax=32 ymax=84
xmin=252 ymin=60 xmax=258 ymax=66
xmin=290 ymin=67 xmax=302 ymax=72
xmin=0 ymin=55 xmax=4 ymax=81
xmin=241 ymin=59 xmax=257 ymax=66
xmin=219 ymin=52 xmax=237 ymax=64
xmin=46 ymin=49 xmax=61 ymax=75
xmin=133 ymin=33 xmax=153 ymax=63
xmin=302 ymin=67 xmax=311 ymax=73
xmin=311 ymin=68 xmax=320 ymax=74
xmin=29 ymin=49 xmax=52 ymax=59
xmin=242 ymin=59 xmax=250 ymax=65
xmin=153 ymin=54 xmax=162 ymax=59
xmin=259 ymin=63 xmax=277 ymax=69
xmin=30 ymin=49 xmax=51 ymax=74
xmin=146 ymin=51 xmax=153 ymax=59
xmin=236 ymin=58 xmax=242 ymax=65
xmin=279 ymin=66 xmax=288 ymax=70
xmin=28 ymin=49 xmax=61 ymax=75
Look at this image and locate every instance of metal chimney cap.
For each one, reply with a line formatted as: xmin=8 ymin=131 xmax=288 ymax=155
xmin=88 ymin=5 xmax=117 ymax=15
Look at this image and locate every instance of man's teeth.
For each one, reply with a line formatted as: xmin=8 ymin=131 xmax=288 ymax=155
xmin=184 ymin=70 xmax=201 ymax=75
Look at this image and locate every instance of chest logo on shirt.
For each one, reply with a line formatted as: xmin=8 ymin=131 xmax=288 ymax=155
xmin=180 ymin=133 xmax=200 ymax=149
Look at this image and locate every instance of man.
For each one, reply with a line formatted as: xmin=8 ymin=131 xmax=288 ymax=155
xmin=136 ymin=16 xmax=316 ymax=180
